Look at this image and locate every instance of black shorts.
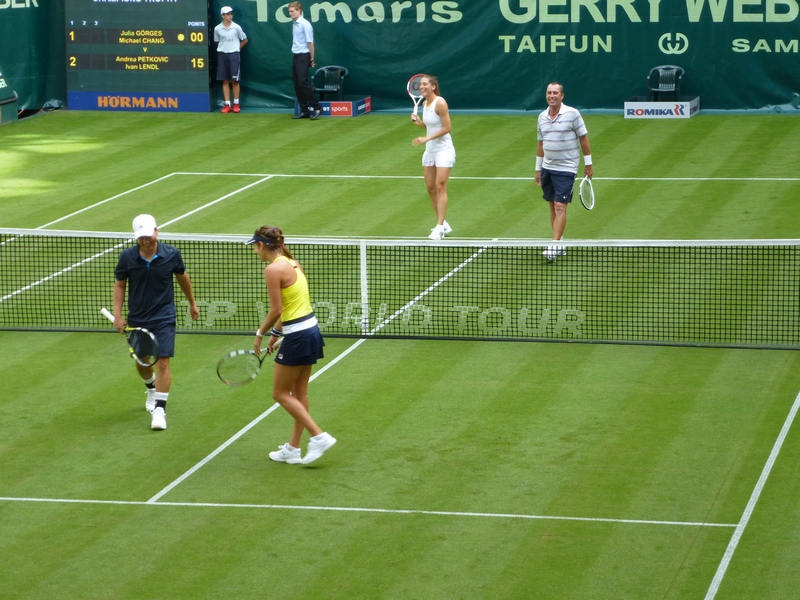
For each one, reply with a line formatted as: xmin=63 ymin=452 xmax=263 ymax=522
xmin=541 ymin=168 xmax=576 ymax=204
xmin=274 ymin=325 xmax=325 ymax=367
xmin=130 ymin=320 xmax=176 ymax=357
xmin=217 ymin=52 xmax=241 ymax=82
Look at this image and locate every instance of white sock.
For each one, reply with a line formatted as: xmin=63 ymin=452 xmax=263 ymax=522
xmin=153 ymin=392 xmax=169 ymax=409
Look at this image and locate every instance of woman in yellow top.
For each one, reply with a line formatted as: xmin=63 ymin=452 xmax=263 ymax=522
xmin=247 ymin=225 xmax=336 ymax=465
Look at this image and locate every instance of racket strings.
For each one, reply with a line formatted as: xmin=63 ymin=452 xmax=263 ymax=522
xmin=129 ymin=329 xmax=158 ymax=363
xmin=580 ymin=177 xmax=595 ymax=209
xmin=217 ymin=353 xmax=261 ymax=386
xmin=407 ymin=75 xmax=424 ymax=99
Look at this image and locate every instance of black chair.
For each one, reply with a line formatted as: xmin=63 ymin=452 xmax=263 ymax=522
xmin=647 ymin=65 xmax=684 ymax=101
xmin=312 ymin=65 xmax=348 ymax=101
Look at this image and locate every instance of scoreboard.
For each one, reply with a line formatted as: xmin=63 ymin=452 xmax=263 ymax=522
xmin=65 ymin=0 xmax=211 ymax=112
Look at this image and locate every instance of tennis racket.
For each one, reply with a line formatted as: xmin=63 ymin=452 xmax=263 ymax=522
xmin=217 ymin=337 xmax=283 ymax=387
xmin=579 ymin=176 xmax=595 ymax=210
xmin=101 ymin=307 xmax=159 ymax=368
xmin=407 ymin=74 xmax=425 ymax=121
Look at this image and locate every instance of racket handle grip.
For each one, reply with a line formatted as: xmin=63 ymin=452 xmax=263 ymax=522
xmin=412 ymin=106 xmax=418 ymax=116
xmin=100 ymin=307 xmax=115 ymax=323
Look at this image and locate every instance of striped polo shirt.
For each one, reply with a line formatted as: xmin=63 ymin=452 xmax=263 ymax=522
xmin=537 ymin=103 xmax=588 ymax=174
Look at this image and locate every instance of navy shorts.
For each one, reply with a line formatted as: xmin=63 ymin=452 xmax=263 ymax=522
xmin=541 ymin=168 xmax=576 ymax=204
xmin=275 ymin=325 xmax=325 ymax=367
xmin=217 ymin=52 xmax=241 ymax=82
xmin=130 ymin=320 xmax=176 ymax=358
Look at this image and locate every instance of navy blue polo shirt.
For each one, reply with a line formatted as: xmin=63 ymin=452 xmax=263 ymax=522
xmin=114 ymin=242 xmax=186 ymax=325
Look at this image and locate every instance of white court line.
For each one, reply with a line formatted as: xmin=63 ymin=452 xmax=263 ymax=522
xmin=704 ymin=389 xmax=800 ymax=599
xmin=0 ymin=495 xmax=737 ymax=527
xmin=37 ymin=173 xmax=179 ymax=229
xmin=366 ymin=242 xmax=492 ymax=336
xmin=0 ymin=176 xmax=275 ymax=305
xmin=155 ymin=175 xmax=274 ymax=230
xmin=146 ymin=338 xmax=364 ymax=503
xmin=0 ymin=241 xmax=129 ymax=304
xmin=173 ymin=172 xmax=800 ymax=182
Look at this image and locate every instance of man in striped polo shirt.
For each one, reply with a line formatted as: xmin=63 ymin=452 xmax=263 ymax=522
xmin=535 ymin=82 xmax=594 ymax=261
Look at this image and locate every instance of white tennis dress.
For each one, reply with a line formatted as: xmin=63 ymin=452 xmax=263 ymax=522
xmin=422 ymin=96 xmax=455 ymax=167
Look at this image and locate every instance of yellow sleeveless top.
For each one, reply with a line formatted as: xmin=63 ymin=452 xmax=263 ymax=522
xmin=274 ymin=256 xmax=313 ymax=322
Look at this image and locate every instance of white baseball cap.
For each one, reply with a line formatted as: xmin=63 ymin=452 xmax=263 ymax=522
xmin=132 ymin=214 xmax=157 ymax=238
xmin=221 ymin=6 xmax=233 ymax=14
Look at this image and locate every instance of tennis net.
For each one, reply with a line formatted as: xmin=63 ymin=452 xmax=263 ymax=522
xmin=1 ymin=228 xmax=798 ymax=349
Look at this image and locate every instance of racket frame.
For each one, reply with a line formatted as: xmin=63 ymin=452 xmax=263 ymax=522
xmin=216 ymin=337 xmax=283 ymax=387
xmin=101 ymin=307 xmax=160 ymax=368
xmin=407 ymin=73 xmax=425 ymax=117
xmin=579 ymin=176 xmax=595 ymax=210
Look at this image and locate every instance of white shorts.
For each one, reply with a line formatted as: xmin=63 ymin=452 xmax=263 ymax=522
xmin=422 ymin=147 xmax=456 ymax=168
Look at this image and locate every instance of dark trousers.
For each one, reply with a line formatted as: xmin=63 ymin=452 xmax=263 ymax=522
xmin=292 ymin=53 xmax=321 ymax=114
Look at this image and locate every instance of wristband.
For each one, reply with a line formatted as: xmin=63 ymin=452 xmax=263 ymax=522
xmin=270 ymin=327 xmax=283 ymax=337
xmin=584 ymin=154 xmax=592 ymax=166
xmin=255 ymin=329 xmax=265 ymax=338
xmin=535 ymin=156 xmax=543 ymax=170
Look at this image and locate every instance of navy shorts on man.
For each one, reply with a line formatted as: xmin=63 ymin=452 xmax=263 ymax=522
xmin=540 ymin=167 xmax=575 ymax=204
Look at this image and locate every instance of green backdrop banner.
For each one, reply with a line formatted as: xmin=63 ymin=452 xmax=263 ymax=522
xmin=221 ymin=0 xmax=800 ymax=111
xmin=1 ymin=0 xmax=798 ymax=111
xmin=0 ymin=0 xmax=66 ymax=112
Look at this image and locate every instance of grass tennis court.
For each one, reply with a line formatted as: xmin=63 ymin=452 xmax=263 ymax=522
xmin=2 ymin=110 xmax=800 ymax=599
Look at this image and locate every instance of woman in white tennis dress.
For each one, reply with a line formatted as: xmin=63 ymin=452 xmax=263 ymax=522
xmin=411 ymin=75 xmax=456 ymax=240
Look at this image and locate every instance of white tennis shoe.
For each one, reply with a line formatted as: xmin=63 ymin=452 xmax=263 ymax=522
xmin=145 ymin=389 xmax=156 ymax=413
xmin=150 ymin=407 xmax=167 ymax=430
xmin=442 ymin=221 xmax=453 ymax=235
xmin=543 ymin=244 xmax=567 ymax=261
xmin=302 ymin=432 xmax=337 ymax=464
xmin=428 ymin=225 xmax=445 ymax=240
xmin=269 ymin=444 xmax=302 ymax=464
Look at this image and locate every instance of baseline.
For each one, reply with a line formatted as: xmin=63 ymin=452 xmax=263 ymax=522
xmin=0 ymin=496 xmax=736 ymax=528
xmin=173 ymin=171 xmax=800 ymax=183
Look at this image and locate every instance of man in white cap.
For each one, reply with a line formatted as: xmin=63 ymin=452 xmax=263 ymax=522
xmin=214 ymin=6 xmax=248 ymax=113
xmin=111 ymin=215 xmax=199 ymax=430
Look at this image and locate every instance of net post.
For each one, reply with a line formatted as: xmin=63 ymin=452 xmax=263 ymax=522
xmin=359 ymin=239 xmax=369 ymax=337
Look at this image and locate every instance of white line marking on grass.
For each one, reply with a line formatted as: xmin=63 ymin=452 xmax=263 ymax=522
xmin=597 ymin=177 xmax=800 ymax=182
xmin=147 ymin=336 xmax=367 ymax=503
xmin=155 ymin=175 xmax=274 ymax=229
xmin=704 ymin=390 xmax=800 ymax=600
xmin=172 ymin=172 xmax=800 ymax=182
xmin=367 ymin=242 xmax=493 ymax=336
xmin=2 ymin=176 xmax=275 ymax=305
xmin=36 ymin=172 xmax=271 ymax=231
xmin=0 ymin=496 xmax=737 ymax=527
xmin=145 ymin=402 xmax=282 ymax=503
xmin=0 ymin=241 xmax=129 ymax=304
xmin=37 ymin=173 xmax=179 ymax=229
